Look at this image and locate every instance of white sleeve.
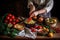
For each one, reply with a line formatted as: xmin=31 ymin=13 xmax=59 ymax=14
xmin=44 ymin=0 xmax=54 ymax=13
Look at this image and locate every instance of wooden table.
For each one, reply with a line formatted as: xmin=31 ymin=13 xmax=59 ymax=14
xmin=0 ymin=23 xmax=60 ymax=40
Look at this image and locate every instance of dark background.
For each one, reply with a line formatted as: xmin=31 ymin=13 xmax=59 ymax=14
xmin=0 ymin=0 xmax=60 ymax=20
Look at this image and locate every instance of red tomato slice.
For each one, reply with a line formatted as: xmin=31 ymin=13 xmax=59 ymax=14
xmin=27 ymin=18 xmax=32 ymax=22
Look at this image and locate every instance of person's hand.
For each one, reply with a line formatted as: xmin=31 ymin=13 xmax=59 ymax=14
xmin=30 ymin=11 xmax=39 ymax=17
xmin=30 ymin=9 xmax=47 ymax=17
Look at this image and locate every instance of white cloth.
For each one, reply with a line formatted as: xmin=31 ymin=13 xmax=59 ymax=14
xmin=17 ymin=28 xmax=36 ymax=39
xmin=17 ymin=30 xmax=25 ymax=37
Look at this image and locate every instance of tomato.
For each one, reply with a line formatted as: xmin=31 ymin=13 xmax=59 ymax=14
xmin=8 ymin=13 xmax=12 ymax=17
xmin=9 ymin=19 xmax=12 ymax=22
xmin=34 ymin=26 xmax=38 ymax=29
xmin=30 ymin=27 xmax=36 ymax=32
xmin=6 ymin=16 xmax=10 ymax=20
xmin=27 ymin=18 xmax=32 ymax=22
xmin=11 ymin=15 xmax=15 ymax=19
xmin=39 ymin=26 xmax=43 ymax=29
xmin=34 ymin=25 xmax=42 ymax=29
xmin=12 ymin=22 xmax=16 ymax=25
xmin=16 ymin=19 xmax=19 ymax=22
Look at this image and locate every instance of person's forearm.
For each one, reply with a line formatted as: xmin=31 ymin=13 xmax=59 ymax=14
xmin=38 ymin=9 xmax=47 ymax=14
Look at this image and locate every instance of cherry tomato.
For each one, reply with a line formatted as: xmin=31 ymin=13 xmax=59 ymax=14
xmin=6 ymin=16 xmax=10 ymax=20
xmin=34 ymin=26 xmax=38 ymax=29
xmin=12 ymin=22 xmax=16 ymax=25
xmin=30 ymin=27 xmax=36 ymax=32
xmin=8 ymin=13 xmax=12 ymax=17
xmin=39 ymin=26 xmax=43 ymax=29
xmin=16 ymin=19 xmax=19 ymax=22
xmin=11 ymin=15 xmax=15 ymax=19
xmin=9 ymin=19 xmax=12 ymax=22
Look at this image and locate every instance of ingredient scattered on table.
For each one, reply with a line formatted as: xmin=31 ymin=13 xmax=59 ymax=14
xmin=0 ymin=13 xmax=58 ymax=39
